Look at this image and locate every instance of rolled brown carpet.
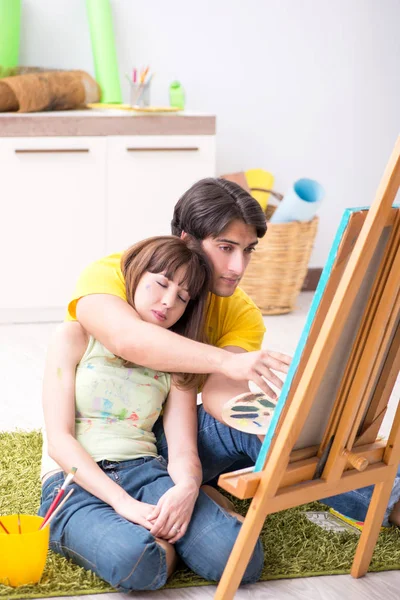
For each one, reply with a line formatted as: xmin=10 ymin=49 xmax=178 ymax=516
xmin=0 ymin=70 xmax=100 ymax=112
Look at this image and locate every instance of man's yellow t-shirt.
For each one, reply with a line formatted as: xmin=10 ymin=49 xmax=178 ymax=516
xmin=66 ymin=253 xmax=265 ymax=352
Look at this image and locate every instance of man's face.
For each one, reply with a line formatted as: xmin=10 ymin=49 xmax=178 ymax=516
xmin=201 ymin=219 xmax=258 ymax=297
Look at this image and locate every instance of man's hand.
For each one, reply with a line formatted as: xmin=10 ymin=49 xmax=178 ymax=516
xmin=220 ymin=350 xmax=292 ymax=400
xmin=146 ymin=481 xmax=199 ymax=543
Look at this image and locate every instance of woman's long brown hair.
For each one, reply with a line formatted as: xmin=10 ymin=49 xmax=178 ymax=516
xmin=121 ymin=236 xmax=212 ymax=389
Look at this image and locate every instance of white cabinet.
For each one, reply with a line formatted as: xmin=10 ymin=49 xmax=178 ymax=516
xmin=0 ymin=133 xmax=216 ymax=322
xmin=0 ymin=137 xmax=107 ymax=322
xmin=106 ymin=136 xmax=216 ymax=252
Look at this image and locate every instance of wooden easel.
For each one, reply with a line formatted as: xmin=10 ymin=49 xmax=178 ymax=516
xmin=215 ymin=136 xmax=400 ymax=599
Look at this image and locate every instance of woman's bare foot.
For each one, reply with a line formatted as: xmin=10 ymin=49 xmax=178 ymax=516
xmin=201 ymin=484 xmax=245 ymax=523
xmin=389 ymin=498 xmax=400 ymax=526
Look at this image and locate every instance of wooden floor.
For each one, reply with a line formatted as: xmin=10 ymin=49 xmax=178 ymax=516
xmin=1 ymin=292 xmax=399 ymax=599
xmin=55 ymin=571 xmax=400 ymax=599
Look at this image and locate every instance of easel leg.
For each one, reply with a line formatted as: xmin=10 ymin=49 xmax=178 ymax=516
xmin=214 ymin=495 xmax=268 ymax=600
xmin=351 ymin=474 xmax=396 ymax=578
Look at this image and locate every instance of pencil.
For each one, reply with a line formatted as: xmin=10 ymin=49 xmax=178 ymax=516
xmin=140 ymin=66 xmax=149 ymax=84
xmin=40 ymin=489 xmax=74 ymax=530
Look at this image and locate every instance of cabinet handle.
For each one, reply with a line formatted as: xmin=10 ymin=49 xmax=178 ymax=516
xmin=126 ymin=147 xmax=199 ymax=152
xmin=14 ymin=149 xmax=90 ymax=154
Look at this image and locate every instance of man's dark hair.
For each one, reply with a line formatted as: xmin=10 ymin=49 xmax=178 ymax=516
xmin=171 ymin=178 xmax=267 ymax=240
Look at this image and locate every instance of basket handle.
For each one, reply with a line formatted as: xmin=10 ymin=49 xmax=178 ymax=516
xmin=249 ymin=188 xmax=283 ymax=202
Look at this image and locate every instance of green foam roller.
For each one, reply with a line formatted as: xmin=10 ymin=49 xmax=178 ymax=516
xmin=0 ymin=0 xmax=21 ymax=69
xmin=86 ymin=0 xmax=122 ymax=103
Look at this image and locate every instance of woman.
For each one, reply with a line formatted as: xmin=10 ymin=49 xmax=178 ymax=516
xmin=39 ymin=236 xmax=264 ymax=591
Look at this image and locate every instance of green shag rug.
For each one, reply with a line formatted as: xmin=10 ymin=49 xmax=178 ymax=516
xmin=1 ymin=430 xmax=400 ymax=599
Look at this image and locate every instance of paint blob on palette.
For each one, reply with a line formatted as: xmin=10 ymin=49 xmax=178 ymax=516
xmin=221 ymin=391 xmax=276 ymax=434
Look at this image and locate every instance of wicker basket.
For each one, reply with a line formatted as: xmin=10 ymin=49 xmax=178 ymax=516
xmin=240 ymin=201 xmax=319 ymax=315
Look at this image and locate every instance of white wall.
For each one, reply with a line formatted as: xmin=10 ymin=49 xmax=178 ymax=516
xmin=19 ymin=0 xmax=400 ymax=266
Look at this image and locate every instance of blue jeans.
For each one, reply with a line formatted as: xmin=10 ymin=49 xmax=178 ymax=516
xmin=154 ymin=406 xmax=400 ymax=527
xmin=153 ymin=405 xmax=261 ymax=483
xmin=38 ymin=455 xmax=263 ymax=591
xmin=321 ymin=464 xmax=400 ymax=526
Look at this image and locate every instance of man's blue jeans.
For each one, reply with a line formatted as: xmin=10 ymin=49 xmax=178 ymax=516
xmin=321 ymin=469 xmax=400 ymax=526
xmin=38 ymin=455 xmax=263 ymax=591
xmin=154 ymin=405 xmax=260 ymax=481
xmin=154 ymin=406 xmax=400 ymax=527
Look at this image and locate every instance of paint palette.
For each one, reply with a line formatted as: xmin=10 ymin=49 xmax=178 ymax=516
xmin=221 ymin=392 xmax=276 ymax=434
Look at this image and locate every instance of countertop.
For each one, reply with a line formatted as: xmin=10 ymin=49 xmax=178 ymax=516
xmin=0 ymin=109 xmax=216 ymax=137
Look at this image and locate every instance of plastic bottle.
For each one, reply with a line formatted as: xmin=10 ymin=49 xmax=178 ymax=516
xmin=169 ymin=81 xmax=185 ymax=109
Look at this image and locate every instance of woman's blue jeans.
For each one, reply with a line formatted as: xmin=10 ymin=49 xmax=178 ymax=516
xmin=154 ymin=406 xmax=400 ymax=527
xmin=38 ymin=454 xmax=263 ymax=591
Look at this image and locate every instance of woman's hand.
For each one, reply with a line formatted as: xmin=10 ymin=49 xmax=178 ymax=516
xmin=147 ymin=480 xmax=199 ymax=543
xmin=113 ymin=494 xmax=157 ymax=531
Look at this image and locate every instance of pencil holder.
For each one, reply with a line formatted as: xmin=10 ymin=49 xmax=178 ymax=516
xmin=129 ymin=81 xmax=151 ymax=107
xmin=0 ymin=514 xmax=49 ymax=587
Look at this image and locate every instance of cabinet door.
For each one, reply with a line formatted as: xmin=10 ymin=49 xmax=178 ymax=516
xmin=106 ymin=135 xmax=216 ymax=252
xmin=0 ymin=137 xmax=107 ymax=320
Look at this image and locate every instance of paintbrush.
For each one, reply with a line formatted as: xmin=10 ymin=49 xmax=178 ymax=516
xmin=40 ymin=467 xmax=77 ymax=529
xmin=41 ymin=489 xmax=75 ymax=529
xmin=0 ymin=519 xmax=10 ymax=534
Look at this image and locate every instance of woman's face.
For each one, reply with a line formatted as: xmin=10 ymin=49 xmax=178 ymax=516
xmin=134 ymin=266 xmax=191 ymax=329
